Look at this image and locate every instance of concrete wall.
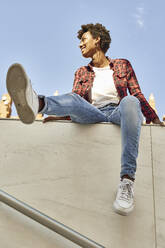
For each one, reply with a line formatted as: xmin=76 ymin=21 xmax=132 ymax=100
xmin=0 ymin=119 xmax=164 ymax=248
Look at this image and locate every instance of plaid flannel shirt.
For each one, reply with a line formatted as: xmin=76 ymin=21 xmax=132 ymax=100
xmin=72 ymin=58 xmax=158 ymax=124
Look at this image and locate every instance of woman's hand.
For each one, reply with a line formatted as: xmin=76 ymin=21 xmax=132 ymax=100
xmin=152 ymin=118 xmax=165 ymax=126
xmin=43 ymin=116 xmax=70 ymax=123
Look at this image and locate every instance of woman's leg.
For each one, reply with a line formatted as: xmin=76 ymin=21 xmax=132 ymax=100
xmin=40 ymin=93 xmax=108 ymax=124
xmin=108 ymin=96 xmax=143 ymax=215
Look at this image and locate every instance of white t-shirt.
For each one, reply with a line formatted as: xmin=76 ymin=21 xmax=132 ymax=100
xmin=92 ymin=66 xmax=119 ymax=108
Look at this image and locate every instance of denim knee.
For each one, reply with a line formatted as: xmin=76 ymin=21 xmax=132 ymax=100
xmin=120 ymin=95 xmax=140 ymax=106
xmin=120 ymin=95 xmax=143 ymax=123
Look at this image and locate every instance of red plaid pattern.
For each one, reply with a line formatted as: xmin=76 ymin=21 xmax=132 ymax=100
xmin=72 ymin=58 xmax=158 ymax=124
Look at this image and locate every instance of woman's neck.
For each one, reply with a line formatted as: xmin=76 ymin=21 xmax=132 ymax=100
xmin=91 ymin=51 xmax=109 ymax=68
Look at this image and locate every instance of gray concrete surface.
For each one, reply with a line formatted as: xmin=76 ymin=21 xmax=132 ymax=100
xmin=0 ymin=119 xmax=164 ymax=248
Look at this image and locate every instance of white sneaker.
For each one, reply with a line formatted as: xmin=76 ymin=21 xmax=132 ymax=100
xmin=113 ymin=178 xmax=134 ymax=216
xmin=6 ymin=63 xmax=39 ymax=124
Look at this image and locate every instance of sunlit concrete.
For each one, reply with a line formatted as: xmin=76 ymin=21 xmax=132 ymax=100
xmin=0 ymin=118 xmax=164 ymax=248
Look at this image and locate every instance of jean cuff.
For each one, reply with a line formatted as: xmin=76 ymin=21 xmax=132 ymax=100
xmin=120 ymin=172 xmax=135 ymax=180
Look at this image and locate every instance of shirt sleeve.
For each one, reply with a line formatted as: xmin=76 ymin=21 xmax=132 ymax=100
xmin=72 ymin=68 xmax=83 ymax=96
xmin=126 ymin=60 xmax=159 ymax=124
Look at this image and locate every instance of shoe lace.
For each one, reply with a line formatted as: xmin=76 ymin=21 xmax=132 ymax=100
xmin=119 ymin=182 xmax=133 ymax=202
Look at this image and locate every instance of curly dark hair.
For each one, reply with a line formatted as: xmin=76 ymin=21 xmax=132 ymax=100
xmin=77 ymin=23 xmax=111 ymax=54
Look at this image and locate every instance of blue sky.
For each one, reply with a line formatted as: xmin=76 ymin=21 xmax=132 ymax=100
xmin=0 ymin=0 xmax=164 ymax=119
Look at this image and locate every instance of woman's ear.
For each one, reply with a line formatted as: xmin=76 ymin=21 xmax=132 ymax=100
xmin=95 ymin=36 xmax=101 ymax=47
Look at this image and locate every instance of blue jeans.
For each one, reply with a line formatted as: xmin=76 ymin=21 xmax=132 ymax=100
xmin=40 ymin=93 xmax=143 ymax=179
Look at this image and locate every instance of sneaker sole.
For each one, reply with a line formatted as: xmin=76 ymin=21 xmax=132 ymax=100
xmin=6 ymin=63 xmax=35 ymax=124
xmin=113 ymin=200 xmax=134 ymax=216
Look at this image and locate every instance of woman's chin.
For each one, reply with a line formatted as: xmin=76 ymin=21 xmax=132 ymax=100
xmin=81 ymin=52 xmax=90 ymax=58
